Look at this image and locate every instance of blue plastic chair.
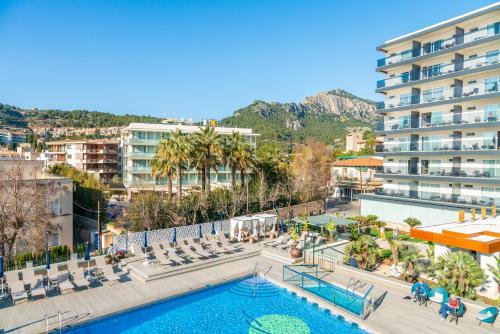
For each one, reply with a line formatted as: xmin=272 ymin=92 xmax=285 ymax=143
xmin=477 ymin=306 xmax=499 ymax=327
xmin=427 ymin=286 xmax=449 ymax=305
xmin=449 ymin=300 xmax=465 ymax=325
xmin=411 ymin=282 xmax=430 ymax=305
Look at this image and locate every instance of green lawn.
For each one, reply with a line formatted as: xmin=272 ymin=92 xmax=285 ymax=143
xmin=369 ymin=228 xmax=425 ymax=243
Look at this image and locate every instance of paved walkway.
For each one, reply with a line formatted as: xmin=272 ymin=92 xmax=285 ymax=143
xmin=0 ymin=248 xmax=497 ymax=334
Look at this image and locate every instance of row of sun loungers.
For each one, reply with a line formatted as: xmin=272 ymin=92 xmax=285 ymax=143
xmin=4 ymin=256 xmax=121 ymax=304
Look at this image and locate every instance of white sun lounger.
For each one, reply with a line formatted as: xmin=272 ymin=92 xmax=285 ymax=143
xmin=100 ymin=265 xmax=120 ymax=284
xmin=9 ymin=281 xmax=28 ymax=304
xmin=277 ymin=238 xmax=294 ymax=250
xmin=72 ymin=268 xmax=91 ymax=291
xmin=176 ymin=240 xmax=205 ymax=260
xmin=151 ymin=243 xmax=174 ymax=266
xmin=5 ymin=270 xmax=22 ymax=284
xmin=30 ymin=278 xmax=46 ymax=299
xmin=203 ymin=235 xmax=231 ymax=253
xmin=216 ymin=232 xmax=241 ymax=250
xmin=186 ymin=238 xmax=213 ymax=257
xmin=57 ymin=272 xmax=75 ymax=294
xmin=163 ymin=243 xmax=189 ymax=264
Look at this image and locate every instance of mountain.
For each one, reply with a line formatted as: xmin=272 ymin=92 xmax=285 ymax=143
xmin=220 ymin=89 xmax=376 ymax=146
xmin=0 ymin=103 xmax=163 ymax=129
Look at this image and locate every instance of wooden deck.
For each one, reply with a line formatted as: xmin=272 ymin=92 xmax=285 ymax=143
xmin=0 ymin=247 xmax=497 ymax=334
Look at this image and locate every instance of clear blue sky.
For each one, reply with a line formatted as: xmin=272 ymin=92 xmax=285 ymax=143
xmin=0 ymin=0 xmax=496 ymax=120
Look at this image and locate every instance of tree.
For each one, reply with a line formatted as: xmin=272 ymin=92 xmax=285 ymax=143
xmin=209 ymin=186 xmax=246 ymax=219
xmin=343 ymin=235 xmax=381 ymax=270
xmin=127 ymin=192 xmax=177 ymax=231
xmin=168 ymin=130 xmax=191 ymax=205
xmin=404 ymin=217 xmax=422 ymax=228
xmin=0 ymin=162 xmax=61 ymax=261
xmin=225 ymin=132 xmax=247 ymax=188
xmin=150 ymin=140 xmax=176 ymax=199
xmin=399 ymin=243 xmax=423 ymax=282
xmin=486 ymin=255 xmax=500 ymax=287
xmin=191 ymin=126 xmax=224 ymax=194
xmin=290 ymin=139 xmax=332 ymax=202
xmin=428 ymin=251 xmax=486 ymax=299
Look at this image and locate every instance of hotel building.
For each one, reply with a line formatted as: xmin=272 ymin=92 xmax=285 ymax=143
xmin=361 ymin=3 xmax=500 ymax=226
xmin=45 ymin=139 xmax=121 ymax=183
xmin=121 ymin=123 xmax=258 ymax=194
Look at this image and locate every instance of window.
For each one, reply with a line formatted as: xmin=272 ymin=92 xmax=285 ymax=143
xmin=50 ymin=199 xmax=61 ymax=215
xmin=399 ymin=116 xmax=409 ymax=129
xmin=486 ymin=50 xmax=499 ymax=64
xmin=485 ymin=76 xmax=500 ymax=93
xmin=425 ymin=64 xmax=442 ymax=78
xmin=399 ymin=93 xmax=411 ymax=106
xmin=420 ymin=183 xmax=431 ymax=199
xmin=401 ymin=72 xmax=410 ymax=83
xmin=49 ymin=233 xmax=60 ymax=247
xmin=484 ymin=104 xmax=499 ymax=122
xmin=399 ymin=160 xmax=408 ymax=174
xmin=401 ymin=50 xmax=411 ymax=60
xmin=423 ymin=88 xmax=444 ymax=103
xmin=431 ymin=112 xmax=443 ymax=126
xmin=430 ymin=160 xmax=441 ymax=174
xmin=487 ymin=22 xmax=500 ymax=36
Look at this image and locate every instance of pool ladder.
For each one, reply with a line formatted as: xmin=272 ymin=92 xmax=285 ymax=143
xmin=45 ymin=310 xmax=63 ymax=333
xmin=251 ymin=262 xmax=272 ymax=296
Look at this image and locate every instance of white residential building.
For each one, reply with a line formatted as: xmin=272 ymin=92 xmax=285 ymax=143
xmin=361 ymin=3 xmax=500 ymax=226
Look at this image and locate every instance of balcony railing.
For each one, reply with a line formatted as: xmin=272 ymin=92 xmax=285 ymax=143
xmin=375 ymin=188 xmax=498 ymax=206
xmin=377 ymin=81 xmax=500 ymax=111
xmin=376 ymin=136 xmax=498 ymax=153
xmin=377 ymin=108 xmax=499 ymax=131
xmin=377 ymin=22 xmax=500 ymax=68
xmin=377 ymin=53 xmax=500 ymax=89
xmin=381 ymin=167 xmax=500 ymax=179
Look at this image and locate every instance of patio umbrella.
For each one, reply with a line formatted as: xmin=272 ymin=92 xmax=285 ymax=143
xmin=0 ymin=256 xmax=4 ymax=295
xmin=198 ymin=224 xmax=203 ymax=239
xmin=279 ymin=219 xmax=285 ymax=235
xmin=211 ymin=222 xmax=216 ymax=235
xmin=172 ymin=228 xmax=177 ymax=244
xmin=45 ymin=250 xmax=51 ymax=290
xmin=84 ymin=242 xmax=91 ymax=275
xmin=143 ymin=231 xmax=148 ymax=249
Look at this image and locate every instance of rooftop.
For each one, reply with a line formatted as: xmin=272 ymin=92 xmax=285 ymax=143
xmin=124 ymin=122 xmax=256 ymax=135
xmin=411 ymin=216 xmax=500 ymax=254
xmin=333 ymin=157 xmax=383 ymax=168
xmin=377 ymin=2 xmax=500 ymax=51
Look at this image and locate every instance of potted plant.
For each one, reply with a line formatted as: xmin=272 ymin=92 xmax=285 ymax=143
xmin=290 ymin=228 xmax=301 ymax=258
xmin=326 ymin=219 xmax=336 ymax=241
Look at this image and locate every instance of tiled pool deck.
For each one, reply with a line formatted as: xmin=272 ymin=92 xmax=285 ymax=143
xmin=0 ymin=245 xmax=497 ymax=334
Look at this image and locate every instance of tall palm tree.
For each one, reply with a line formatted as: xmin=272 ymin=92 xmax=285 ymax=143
xmin=191 ymin=126 xmax=223 ymax=194
xmin=225 ymin=132 xmax=245 ymax=188
xmin=237 ymin=142 xmax=255 ymax=186
xmin=150 ymin=141 xmax=176 ymax=199
xmin=169 ymin=130 xmax=191 ymax=205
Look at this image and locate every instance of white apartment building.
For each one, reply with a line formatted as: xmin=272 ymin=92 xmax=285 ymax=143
xmin=361 ymin=3 xmax=500 ymax=226
xmin=121 ymin=123 xmax=258 ymax=194
xmin=45 ymin=139 xmax=121 ymax=183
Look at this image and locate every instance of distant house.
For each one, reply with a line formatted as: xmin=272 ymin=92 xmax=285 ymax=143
xmin=0 ymin=129 xmax=26 ymax=148
xmin=331 ymin=157 xmax=383 ymax=200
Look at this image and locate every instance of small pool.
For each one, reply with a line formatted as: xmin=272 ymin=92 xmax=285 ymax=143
xmin=64 ymin=277 xmax=369 ymax=334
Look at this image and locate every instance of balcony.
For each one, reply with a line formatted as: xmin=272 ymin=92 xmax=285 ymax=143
xmin=129 ymin=166 xmax=151 ymax=173
xmin=381 ymin=167 xmax=500 ymax=179
xmin=377 ymin=108 xmax=500 ymax=132
xmin=128 ymin=152 xmax=154 ymax=158
xmin=377 ymin=22 xmax=500 ymax=68
xmin=128 ymin=138 xmax=160 ymax=145
xmin=377 ymin=80 xmax=500 ymax=111
xmin=376 ymin=135 xmax=498 ymax=153
xmin=374 ymin=188 xmax=497 ymax=207
xmin=377 ymin=53 xmax=500 ymax=90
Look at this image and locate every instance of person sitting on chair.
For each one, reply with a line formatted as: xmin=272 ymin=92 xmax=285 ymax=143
xmin=413 ymin=284 xmax=426 ymax=303
xmin=439 ymin=296 xmax=460 ymax=320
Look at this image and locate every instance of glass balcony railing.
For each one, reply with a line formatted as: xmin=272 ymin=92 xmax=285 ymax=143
xmin=129 ymin=166 xmax=151 ymax=173
xmin=128 ymin=138 xmax=160 ymax=145
xmin=377 ymin=53 xmax=500 ymax=89
xmin=377 ymin=22 xmax=500 ymax=68
xmin=382 ymin=166 xmax=500 ymax=178
xmin=375 ymin=188 xmax=498 ymax=206
xmin=377 ymin=80 xmax=500 ymax=110
xmin=377 ymin=108 xmax=500 ymax=131
xmin=376 ymin=136 xmax=498 ymax=153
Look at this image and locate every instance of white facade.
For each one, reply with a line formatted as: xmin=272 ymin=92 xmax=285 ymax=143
xmin=362 ymin=4 xmax=500 ymax=226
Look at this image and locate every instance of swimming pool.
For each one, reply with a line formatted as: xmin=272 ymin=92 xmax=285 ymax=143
xmin=64 ymin=277 xmax=369 ymax=334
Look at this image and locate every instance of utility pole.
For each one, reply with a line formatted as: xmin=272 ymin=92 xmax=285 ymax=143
xmin=97 ymin=200 xmax=102 ymax=254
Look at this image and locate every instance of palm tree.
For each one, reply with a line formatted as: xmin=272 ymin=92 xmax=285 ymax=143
xmin=343 ymin=235 xmax=381 ymax=270
xmin=168 ymin=130 xmax=191 ymax=205
xmin=237 ymin=142 xmax=255 ymax=186
xmin=399 ymin=243 xmax=423 ymax=282
xmin=225 ymin=132 xmax=245 ymax=188
xmin=150 ymin=141 xmax=176 ymax=199
xmin=191 ymin=126 xmax=224 ymax=194
xmin=428 ymin=251 xmax=486 ymax=298
xmin=404 ymin=217 xmax=422 ymax=229
xmin=487 ymin=255 xmax=500 ymax=288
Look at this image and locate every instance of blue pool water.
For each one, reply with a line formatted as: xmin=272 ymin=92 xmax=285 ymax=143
xmin=65 ymin=277 xmax=369 ymax=334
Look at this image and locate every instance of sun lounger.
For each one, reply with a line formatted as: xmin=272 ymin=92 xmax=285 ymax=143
xmin=67 ymin=260 xmax=79 ymax=274
xmin=151 ymin=243 xmax=175 ymax=266
xmin=100 ymin=265 xmax=120 ymax=284
xmin=262 ymin=234 xmax=285 ymax=246
xmin=57 ymin=272 xmax=74 ymax=293
xmin=48 ymin=265 xmax=67 ymax=282
xmin=216 ymin=232 xmax=241 ymax=250
xmin=276 ymin=238 xmax=293 ymax=250
xmin=186 ymin=238 xmax=213 ymax=257
xmin=30 ymin=278 xmax=46 ymax=299
xmin=9 ymin=281 xmax=28 ymax=304
xmin=5 ymin=270 xmax=22 ymax=284
xmin=176 ymin=240 xmax=205 ymax=260
xmin=72 ymin=268 xmax=91 ymax=290
xmin=203 ymin=235 xmax=231 ymax=253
